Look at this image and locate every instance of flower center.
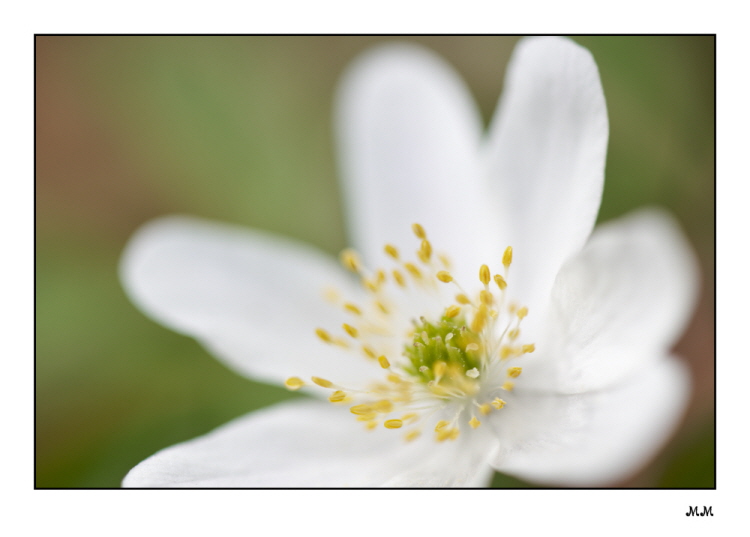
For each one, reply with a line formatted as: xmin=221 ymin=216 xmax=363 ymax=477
xmin=285 ymin=224 xmax=535 ymax=442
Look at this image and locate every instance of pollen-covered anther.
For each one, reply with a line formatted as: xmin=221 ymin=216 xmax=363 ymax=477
xmin=412 ymin=223 xmax=426 ymax=239
xmin=479 ymin=264 xmax=490 ymax=285
xmin=516 ymin=306 xmax=529 ymax=319
xmin=502 ymin=381 xmax=515 ymax=391
xmin=445 ymin=305 xmax=461 ymax=318
xmin=404 ymin=262 xmax=422 ymax=279
xmin=494 ymin=274 xmax=507 ymax=290
xmin=436 ymin=427 xmax=460 ymax=442
xmin=384 ymin=244 xmax=400 ymax=259
xmin=480 ymin=290 xmax=494 ymax=305
xmin=350 ymin=404 xmax=373 ymax=416
xmin=404 ymin=430 xmax=421 ymax=442
xmin=378 ymin=355 xmax=390 ymax=369
xmin=436 ymin=270 xmax=453 ymax=283
xmin=491 ymin=398 xmax=506 ymax=409
xmin=384 ymin=419 xmax=403 ymax=429
xmin=479 ymin=403 xmax=492 ymax=415
xmin=507 ymin=367 xmax=523 ymax=378
xmin=522 ymin=343 xmax=535 ymax=353
xmin=340 ymin=249 xmax=362 ymax=273
xmin=418 ymin=239 xmax=433 ymax=262
xmin=311 ymin=376 xmax=334 ymax=389
xmin=342 ymin=323 xmax=358 ymax=338
xmin=502 ymin=246 xmax=513 ymax=268
xmin=469 ymin=416 xmax=481 ymax=429
xmin=466 ymin=367 xmax=479 ymax=378
xmin=392 ymin=269 xmax=406 ymax=287
xmin=456 ymin=293 xmax=471 ymax=305
xmin=328 ymin=390 xmax=348 ymax=403
xmin=284 ymin=377 xmax=305 ymax=391
xmin=343 ymin=303 xmax=362 ymax=316
xmin=315 ymin=328 xmax=333 ymax=343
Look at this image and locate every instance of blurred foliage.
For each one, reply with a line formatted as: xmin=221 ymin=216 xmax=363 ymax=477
xmin=36 ymin=36 xmax=714 ymax=488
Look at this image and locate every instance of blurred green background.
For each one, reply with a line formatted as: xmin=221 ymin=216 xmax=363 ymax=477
xmin=35 ymin=36 xmax=714 ymax=488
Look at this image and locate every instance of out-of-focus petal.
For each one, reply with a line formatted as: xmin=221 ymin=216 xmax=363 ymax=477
xmin=120 ymin=216 xmax=374 ymax=387
xmin=521 ymin=209 xmax=699 ymax=393
xmin=336 ymin=42 xmax=497 ymax=284
xmin=484 ymin=36 xmax=609 ymax=317
xmin=489 ymin=357 xmax=690 ymax=486
xmin=123 ymin=400 xmax=494 ymax=487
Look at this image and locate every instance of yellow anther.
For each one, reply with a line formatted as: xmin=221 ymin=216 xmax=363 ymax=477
xmin=376 ymin=301 xmax=389 ymax=315
xmin=445 ymin=305 xmax=461 ymax=318
xmin=328 ymin=390 xmax=347 ymax=403
xmin=508 ymin=302 xmax=518 ymax=314
xmin=311 ymin=376 xmax=334 ymax=388
xmin=384 ymin=244 xmax=400 ymax=259
xmin=522 ymin=343 xmax=536 ymax=353
xmin=284 ymin=377 xmax=304 ymax=391
xmin=436 ymin=270 xmax=453 ymax=283
xmin=471 ymin=306 xmax=488 ymax=333
xmin=420 ymin=238 xmax=433 ymax=259
xmin=343 ymin=303 xmax=362 ymax=315
xmin=494 ymin=274 xmax=507 ymax=290
xmin=356 ymin=412 xmax=377 ymax=422
xmin=392 ymin=269 xmax=406 ymax=287
xmin=412 ymin=223 xmax=426 ymax=239
xmin=387 ymin=373 xmax=403 ymax=384
xmin=373 ymin=400 xmax=394 ymax=413
xmin=491 ymin=398 xmax=506 ymax=409
xmin=401 ymin=413 xmax=418 ymax=423
xmin=340 ymin=249 xmax=362 ymax=272
xmin=479 ymin=264 xmax=491 ymax=285
xmin=342 ymin=323 xmax=358 ymax=338
xmin=469 ymin=416 xmax=481 ymax=429
xmin=502 ymin=381 xmax=515 ymax=391
xmin=466 ymin=343 xmax=479 ymax=352
xmin=436 ymin=427 xmax=460 ymax=441
xmin=362 ymin=346 xmax=377 ymax=359
xmin=479 ymin=403 xmax=492 ymax=415
xmin=350 ymin=404 xmax=373 ymax=416
xmin=363 ymin=278 xmax=379 ymax=292
xmin=434 ymin=420 xmax=449 ymax=432
xmin=507 ymin=367 xmax=523 ymax=378
xmin=378 ymin=355 xmax=391 ymax=369
xmin=438 ymin=253 xmax=452 ymax=268
xmin=502 ymin=246 xmax=513 ymax=268
xmin=500 ymin=346 xmax=514 ymax=359
xmin=480 ymin=290 xmax=494 ymax=305
xmin=433 ymin=361 xmax=447 ymax=377
xmin=456 ymin=293 xmax=471 ymax=305
xmin=315 ymin=328 xmax=332 ymax=343
xmin=508 ymin=328 xmax=520 ymax=340
xmin=404 ymin=262 xmax=422 ymax=279
xmin=517 ymin=306 xmax=528 ymax=319
xmin=376 ymin=270 xmax=387 ymax=284
xmin=365 ymin=421 xmax=379 ymax=430
xmin=384 ymin=419 xmax=403 ymax=429
xmin=404 ymin=430 xmax=421 ymax=442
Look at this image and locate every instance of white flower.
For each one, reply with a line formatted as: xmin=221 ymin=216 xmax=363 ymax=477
xmin=120 ymin=37 xmax=698 ymax=487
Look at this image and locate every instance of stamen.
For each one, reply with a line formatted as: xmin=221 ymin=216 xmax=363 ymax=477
xmin=491 ymin=398 xmax=506 ymax=409
xmin=436 ymin=271 xmax=453 ymax=283
xmin=342 ymin=323 xmax=358 ymax=338
xmin=340 ymin=249 xmax=362 ymax=272
xmin=384 ymin=244 xmax=400 ymax=259
xmin=284 ymin=377 xmax=305 ymax=390
xmin=378 ymin=355 xmax=391 ymax=369
xmin=479 ymin=264 xmax=490 ymax=285
xmin=384 ymin=419 xmax=403 ymax=429
xmin=312 ymin=377 xmax=334 ymax=388
xmin=507 ymin=367 xmax=523 ymax=378
xmin=502 ymin=246 xmax=513 ymax=268
xmin=469 ymin=416 xmax=481 ymax=429
xmin=412 ymin=223 xmax=426 ymax=239
xmin=494 ymin=274 xmax=507 ymax=290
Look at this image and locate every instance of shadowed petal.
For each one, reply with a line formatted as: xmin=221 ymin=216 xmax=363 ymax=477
xmin=489 ymin=357 xmax=690 ymax=486
xmin=485 ymin=37 xmax=609 ymax=316
xmin=336 ymin=43 xmax=497 ymax=284
xmin=120 ymin=216 xmax=374 ymax=387
xmin=123 ymin=400 xmax=494 ymax=487
xmin=521 ymin=209 xmax=699 ymax=393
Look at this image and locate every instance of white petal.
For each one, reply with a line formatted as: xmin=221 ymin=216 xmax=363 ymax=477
xmin=336 ymin=43 xmax=496 ymax=284
xmin=120 ymin=216 xmax=375 ymax=387
xmin=522 ymin=209 xmax=699 ymax=393
xmin=123 ymin=400 xmax=494 ymax=487
xmin=489 ymin=357 xmax=690 ymax=486
xmin=485 ymin=36 xmax=608 ymax=314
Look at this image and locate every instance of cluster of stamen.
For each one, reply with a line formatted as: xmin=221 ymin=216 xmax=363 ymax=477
xmin=285 ymin=224 xmax=535 ymax=443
